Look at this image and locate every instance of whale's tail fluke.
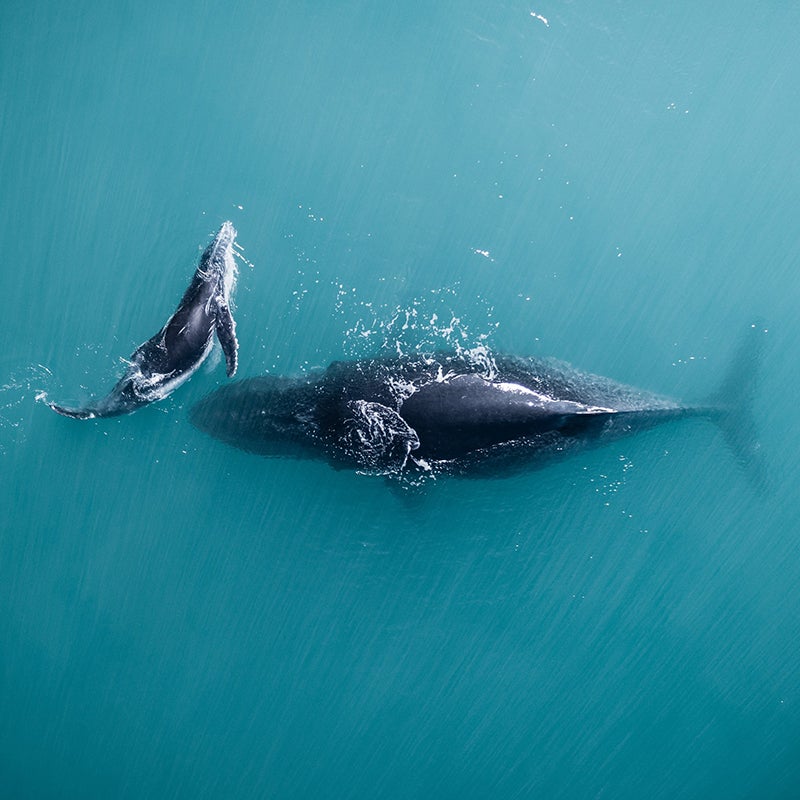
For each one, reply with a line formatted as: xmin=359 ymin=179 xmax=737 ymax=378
xmin=46 ymin=401 xmax=97 ymax=420
xmin=704 ymin=323 xmax=768 ymax=491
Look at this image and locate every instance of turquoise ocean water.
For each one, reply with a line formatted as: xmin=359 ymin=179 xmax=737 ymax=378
xmin=2 ymin=2 xmax=799 ymax=797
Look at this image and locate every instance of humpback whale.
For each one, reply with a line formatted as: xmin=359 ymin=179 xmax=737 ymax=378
xmin=190 ymin=326 xmax=764 ymax=482
xmin=48 ymin=221 xmax=240 ymax=419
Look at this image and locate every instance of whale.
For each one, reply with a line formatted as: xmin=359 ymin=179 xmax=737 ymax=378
xmin=48 ymin=221 xmax=240 ymax=419
xmin=190 ymin=326 xmax=765 ymax=483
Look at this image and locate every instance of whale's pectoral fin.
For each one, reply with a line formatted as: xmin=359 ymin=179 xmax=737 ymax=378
xmin=214 ymin=299 xmax=238 ymax=377
xmin=339 ymin=401 xmax=420 ymax=471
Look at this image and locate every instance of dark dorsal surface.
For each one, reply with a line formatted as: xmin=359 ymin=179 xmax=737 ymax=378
xmin=399 ymin=374 xmax=613 ymax=459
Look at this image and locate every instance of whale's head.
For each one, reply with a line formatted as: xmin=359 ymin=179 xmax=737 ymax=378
xmin=213 ymin=220 xmax=236 ymax=252
xmin=200 ymin=221 xmax=238 ymax=299
xmin=190 ymin=376 xmax=321 ymax=459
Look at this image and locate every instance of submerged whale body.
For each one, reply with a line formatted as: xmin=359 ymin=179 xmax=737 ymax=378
xmin=190 ymin=329 xmax=764 ymax=481
xmin=48 ymin=221 xmax=240 ymax=419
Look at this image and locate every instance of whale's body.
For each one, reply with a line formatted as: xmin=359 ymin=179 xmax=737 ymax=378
xmin=190 ymin=345 xmax=757 ymax=481
xmin=48 ymin=222 xmax=240 ymax=419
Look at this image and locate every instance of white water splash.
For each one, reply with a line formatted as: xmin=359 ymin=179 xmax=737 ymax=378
xmin=339 ymin=285 xmax=499 ymax=361
xmin=530 ymin=10 xmax=549 ymax=27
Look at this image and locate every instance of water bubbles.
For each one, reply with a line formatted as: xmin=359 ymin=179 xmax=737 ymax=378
xmin=338 ymin=285 xmax=499 ymax=361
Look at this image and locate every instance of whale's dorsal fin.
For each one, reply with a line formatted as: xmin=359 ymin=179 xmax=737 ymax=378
xmin=214 ymin=298 xmax=239 ymax=377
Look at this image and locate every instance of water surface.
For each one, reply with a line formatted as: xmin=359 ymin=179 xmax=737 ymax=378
xmin=2 ymin=2 xmax=799 ymax=797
